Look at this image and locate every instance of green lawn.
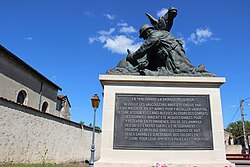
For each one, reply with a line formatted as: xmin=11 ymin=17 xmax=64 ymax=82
xmin=0 ymin=164 xmax=89 ymax=167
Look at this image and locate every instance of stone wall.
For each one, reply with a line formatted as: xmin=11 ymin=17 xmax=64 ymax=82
xmin=0 ymin=97 xmax=101 ymax=163
xmin=225 ymin=145 xmax=242 ymax=154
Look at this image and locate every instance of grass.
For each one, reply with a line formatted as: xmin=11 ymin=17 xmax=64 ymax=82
xmin=0 ymin=164 xmax=89 ymax=167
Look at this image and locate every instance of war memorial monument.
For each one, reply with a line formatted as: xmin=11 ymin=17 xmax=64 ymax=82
xmin=97 ymin=7 xmax=235 ymax=167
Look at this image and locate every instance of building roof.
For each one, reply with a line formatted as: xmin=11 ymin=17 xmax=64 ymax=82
xmin=0 ymin=44 xmax=62 ymax=91
xmin=57 ymin=95 xmax=71 ymax=107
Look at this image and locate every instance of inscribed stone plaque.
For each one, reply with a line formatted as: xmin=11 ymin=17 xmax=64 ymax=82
xmin=113 ymin=94 xmax=213 ymax=150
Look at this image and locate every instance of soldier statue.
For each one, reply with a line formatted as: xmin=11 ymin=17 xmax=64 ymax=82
xmin=107 ymin=7 xmax=215 ymax=77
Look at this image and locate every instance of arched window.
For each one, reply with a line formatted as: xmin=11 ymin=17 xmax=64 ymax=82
xmin=16 ymin=90 xmax=27 ymax=105
xmin=41 ymin=101 xmax=48 ymax=112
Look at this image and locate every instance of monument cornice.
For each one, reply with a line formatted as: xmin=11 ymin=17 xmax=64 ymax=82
xmin=99 ymin=75 xmax=226 ymax=88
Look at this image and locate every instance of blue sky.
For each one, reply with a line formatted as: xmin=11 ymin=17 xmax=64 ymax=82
xmin=1 ymin=0 xmax=250 ymax=128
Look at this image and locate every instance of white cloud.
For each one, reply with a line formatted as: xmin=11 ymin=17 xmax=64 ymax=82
xmin=196 ymin=28 xmax=212 ymax=38
xmin=89 ymin=21 xmax=142 ymax=54
xmin=98 ymin=28 xmax=115 ymax=35
xmin=188 ymin=28 xmax=215 ymax=45
xmin=157 ymin=8 xmax=168 ymax=17
xmin=117 ymin=22 xmax=128 ymax=27
xmin=211 ymin=37 xmax=221 ymax=41
xmin=88 ymin=28 xmax=115 ymax=44
xmin=103 ymin=35 xmax=142 ymax=54
xmin=88 ymin=35 xmax=108 ymax=44
xmin=119 ymin=26 xmax=136 ymax=33
xmin=98 ymin=35 xmax=108 ymax=43
xmin=88 ymin=37 xmax=97 ymax=44
xmin=24 ymin=37 xmax=32 ymax=40
xmin=89 ymin=27 xmax=141 ymax=54
xmin=103 ymin=14 xmax=116 ymax=20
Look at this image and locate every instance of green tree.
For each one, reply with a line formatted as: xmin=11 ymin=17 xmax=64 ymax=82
xmin=79 ymin=121 xmax=85 ymax=126
xmin=226 ymin=120 xmax=250 ymax=137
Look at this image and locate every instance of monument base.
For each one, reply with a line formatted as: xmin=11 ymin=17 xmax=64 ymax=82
xmin=96 ymin=159 xmax=233 ymax=167
xmin=97 ymin=75 xmax=235 ymax=167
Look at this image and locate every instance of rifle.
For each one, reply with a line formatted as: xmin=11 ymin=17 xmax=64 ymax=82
xmin=126 ymin=49 xmax=149 ymax=72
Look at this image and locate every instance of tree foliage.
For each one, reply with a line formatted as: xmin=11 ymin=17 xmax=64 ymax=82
xmin=79 ymin=121 xmax=85 ymax=126
xmin=226 ymin=120 xmax=250 ymax=137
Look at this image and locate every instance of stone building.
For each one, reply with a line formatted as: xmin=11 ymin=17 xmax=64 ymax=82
xmin=0 ymin=44 xmax=69 ymax=119
xmin=224 ymin=130 xmax=242 ymax=154
xmin=56 ymin=95 xmax=71 ymax=120
xmin=224 ymin=130 xmax=234 ymax=145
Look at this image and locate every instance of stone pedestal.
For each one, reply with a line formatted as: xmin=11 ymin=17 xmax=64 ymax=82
xmin=96 ymin=75 xmax=235 ymax=167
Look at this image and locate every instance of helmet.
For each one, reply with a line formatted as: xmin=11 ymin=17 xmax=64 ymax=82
xmin=139 ymin=24 xmax=153 ymax=38
xmin=168 ymin=7 xmax=177 ymax=13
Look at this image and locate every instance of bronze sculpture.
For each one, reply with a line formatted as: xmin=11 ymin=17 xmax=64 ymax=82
xmin=107 ymin=7 xmax=215 ymax=77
